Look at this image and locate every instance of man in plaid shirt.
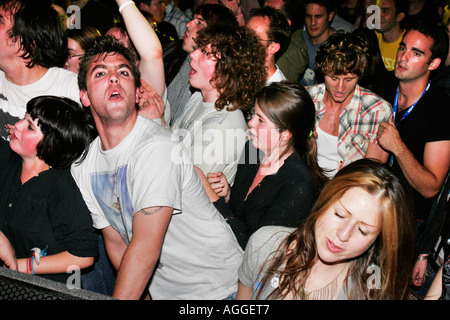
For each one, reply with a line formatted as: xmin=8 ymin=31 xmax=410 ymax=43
xmin=306 ymin=32 xmax=392 ymax=177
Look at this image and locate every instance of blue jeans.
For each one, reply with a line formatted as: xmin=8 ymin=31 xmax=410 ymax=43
xmin=223 ymin=292 xmax=237 ymax=300
xmin=81 ymin=234 xmax=116 ymax=296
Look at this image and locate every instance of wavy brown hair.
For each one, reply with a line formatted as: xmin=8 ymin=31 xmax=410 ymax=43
xmin=315 ymin=32 xmax=369 ymax=78
xmin=194 ymin=24 xmax=267 ymax=117
xmin=255 ymin=159 xmax=416 ymax=300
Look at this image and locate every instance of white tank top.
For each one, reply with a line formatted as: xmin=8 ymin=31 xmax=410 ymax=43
xmin=316 ymin=126 xmax=338 ymax=178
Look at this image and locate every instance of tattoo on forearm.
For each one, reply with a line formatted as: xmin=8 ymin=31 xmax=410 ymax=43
xmin=140 ymin=206 xmax=163 ymax=215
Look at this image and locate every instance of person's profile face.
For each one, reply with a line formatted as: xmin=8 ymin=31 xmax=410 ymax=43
xmin=0 ymin=8 xmax=20 ymax=57
xmin=188 ymin=43 xmax=217 ymax=92
xmin=248 ymin=102 xmax=284 ymax=156
xmin=65 ymin=38 xmax=84 ymax=74
xmin=9 ymin=114 xmax=43 ymax=159
xmin=182 ymin=14 xmax=208 ymax=53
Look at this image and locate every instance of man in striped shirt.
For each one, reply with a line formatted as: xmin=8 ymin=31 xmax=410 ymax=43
xmin=306 ymin=32 xmax=392 ymax=177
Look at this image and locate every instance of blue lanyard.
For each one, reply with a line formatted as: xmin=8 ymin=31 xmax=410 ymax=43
xmin=388 ymin=80 xmax=431 ymax=166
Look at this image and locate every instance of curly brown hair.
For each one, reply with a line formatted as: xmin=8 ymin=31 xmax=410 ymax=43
xmin=194 ymin=24 xmax=267 ymax=117
xmin=315 ymin=32 xmax=369 ymax=78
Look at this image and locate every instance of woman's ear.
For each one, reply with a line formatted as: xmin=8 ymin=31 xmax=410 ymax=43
xmin=281 ymin=129 xmax=292 ymax=141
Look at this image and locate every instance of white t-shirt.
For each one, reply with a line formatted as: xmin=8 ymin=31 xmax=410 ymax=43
xmin=239 ymin=226 xmax=294 ymax=300
xmin=316 ymin=126 xmax=339 ymax=178
xmin=266 ymin=65 xmax=287 ymax=85
xmin=71 ymin=116 xmax=243 ymax=300
xmin=0 ymin=67 xmax=80 ymax=138
xmin=171 ymin=91 xmax=248 ymax=185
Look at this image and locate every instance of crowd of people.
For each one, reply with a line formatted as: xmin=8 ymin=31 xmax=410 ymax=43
xmin=0 ymin=0 xmax=449 ymax=301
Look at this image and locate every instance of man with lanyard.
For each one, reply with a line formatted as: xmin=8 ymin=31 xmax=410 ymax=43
xmin=377 ymin=23 xmax=450 ymax=261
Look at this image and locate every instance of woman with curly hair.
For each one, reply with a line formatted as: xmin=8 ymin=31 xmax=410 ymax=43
xmin=237 ymin=159 xmax=416 ymax=300
xmin=170 ymin=24 xmax=267 ymax=184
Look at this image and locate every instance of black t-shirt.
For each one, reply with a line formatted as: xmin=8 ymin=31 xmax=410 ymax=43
xmin=0 ymin=140 xmax=98 ymax=283
xmin=386 ymin=83 xmax=450 ymax=220
xmin=214 ymin=141 xmax=318 ymax=249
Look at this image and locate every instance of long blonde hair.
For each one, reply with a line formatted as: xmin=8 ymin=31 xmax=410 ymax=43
xmin=255 ymin=159 xmax=416 ymax=300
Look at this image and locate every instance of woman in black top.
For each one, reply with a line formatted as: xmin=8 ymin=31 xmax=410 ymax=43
xmin=198 ymin=81 xmax=328 ymax=249
xmin=0 ymin=96 xmax=98 ymax=284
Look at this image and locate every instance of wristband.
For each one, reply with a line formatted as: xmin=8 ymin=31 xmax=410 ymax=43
xmin=119 ymin=1 xmax=134 ymax=13
xmin=31 ymin=257 xmax=35 ymax=274
xmin=27 ymin=257 xmax=32 ymax=274
xmin=416 ymin=255 xmax=429 ymax=262
xmin=31 ymin=247 xmax=47 ymax=265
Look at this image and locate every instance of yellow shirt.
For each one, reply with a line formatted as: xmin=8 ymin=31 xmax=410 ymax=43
xmin=376 ymin=30 xmax=406 ymax=71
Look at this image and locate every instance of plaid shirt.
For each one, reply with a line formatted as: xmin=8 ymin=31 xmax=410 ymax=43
xmin=164 ymin=2 xmax=190 ymax=39
xmin=307 ymin=83 xmax=392 ymax=170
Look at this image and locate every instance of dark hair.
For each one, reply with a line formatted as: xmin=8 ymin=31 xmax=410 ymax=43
xmin=67 ymin=26 xmax=102 ymax=53
xmin=256 ymin=81 xmax=328 ymax=189
xmin=194 ymin=24 xmax=266 ymax=116
xmin=316 ymin=32 xmax=369 ymax=77
xmin=352 ymin=28 xmax=388 ymax=90
xmin=407 ymin=23 xmax=449 ymax=64
xmin=393 ymin=0 xmax=408 ymax=15
xmin=272 ymin=0 xmax=306 ymax=31
xmin=195 ymin=3 xmax=239 ymax=27
xmin=27 ymin=96 xmax=97 ymax=169
xmin=77 ymin=35 xmax=141 ymax=91
xmin=249 ymin=6 xmax=292 ymax=59
xmin=106 ymin=20 xmax=139 ymax=59
xmin=163 ymin=3 xmax=238 ymax=85
xmin=304 ymin=0 xmax=336 ymax=15
xmin=0 ymin=0 xmax=68 ymax=68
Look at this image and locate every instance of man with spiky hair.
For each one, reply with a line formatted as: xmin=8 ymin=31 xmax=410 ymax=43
xmin=72 ymin=35 xmax=243 ymax=300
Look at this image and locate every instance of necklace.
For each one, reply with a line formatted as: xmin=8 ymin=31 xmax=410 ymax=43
xmin=301 ymin=264 xmax=348 ymax=300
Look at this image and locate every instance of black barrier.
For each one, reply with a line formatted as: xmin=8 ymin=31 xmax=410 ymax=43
xmin=0 ymin=267 xmax=115 ymax=300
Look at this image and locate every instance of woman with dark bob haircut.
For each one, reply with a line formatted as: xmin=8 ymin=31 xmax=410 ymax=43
xmin=28 ymin=96 xmax=97 ymax=169
xmin=0 ymin=95 xmax=99 ymax=285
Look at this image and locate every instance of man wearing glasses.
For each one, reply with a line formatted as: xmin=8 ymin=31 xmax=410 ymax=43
xmin=245 ymin=6 xmax=291 ymax=85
